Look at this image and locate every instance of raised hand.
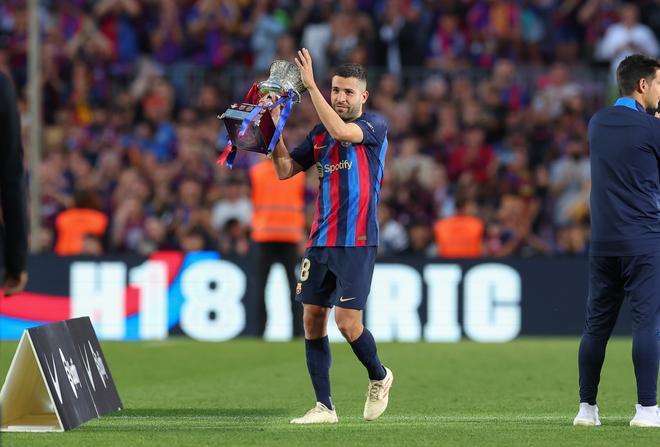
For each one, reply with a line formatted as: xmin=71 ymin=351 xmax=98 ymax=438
xmin=259 ymin=92 xmax=282 ymax=124
xmin=294 ymin=48 xmax=317 ymax=91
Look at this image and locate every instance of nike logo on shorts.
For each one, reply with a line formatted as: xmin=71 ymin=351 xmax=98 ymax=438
xmin=339 ymin=296 xmax=356 ymax=303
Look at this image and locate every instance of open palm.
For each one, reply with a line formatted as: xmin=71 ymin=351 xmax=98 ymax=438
xmin=294 ymin=48 xmax=316 ymax=90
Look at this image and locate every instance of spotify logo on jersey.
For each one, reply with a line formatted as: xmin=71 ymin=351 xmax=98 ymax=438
xmin=315 ymin=160 xmax=353 ymax=178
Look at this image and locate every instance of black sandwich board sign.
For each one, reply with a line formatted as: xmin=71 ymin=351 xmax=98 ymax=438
xmin=0 ymin=317 xmax=122 ymax=432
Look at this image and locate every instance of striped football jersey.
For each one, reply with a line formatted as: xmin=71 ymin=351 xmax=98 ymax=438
xmin=291 ymin=111 xmax=388 ymax=247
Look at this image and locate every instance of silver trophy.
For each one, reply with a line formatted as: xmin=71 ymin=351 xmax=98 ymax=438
xmin=218 ymin=60 xmax=307 ymax=157
xmin=258 ymin=59 xmax=307 ymax=103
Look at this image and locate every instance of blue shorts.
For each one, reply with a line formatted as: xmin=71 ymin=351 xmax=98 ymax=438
xmin=294 ymin=247 xmax=377 ymax=310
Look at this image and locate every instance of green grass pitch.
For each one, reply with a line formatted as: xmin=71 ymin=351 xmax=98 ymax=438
xmin=1 ymin=338 xmax=658 ymax=446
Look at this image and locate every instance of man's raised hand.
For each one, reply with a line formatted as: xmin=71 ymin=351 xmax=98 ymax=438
xmin=259 ymin=92 xmax=282 ymax=124
xmin=295 ymin=48 xmax=316 ymax=91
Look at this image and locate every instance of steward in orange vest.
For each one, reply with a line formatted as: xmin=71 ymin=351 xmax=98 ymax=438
xmin=250 ymin=160 xmax=305 ymax=243
xmin=55 ymin=191 xmax=108 ymax=255
xmin=249 ymin=160 xmax=305 ymax=337
xmin=433 ymin=197 xmax=484 ymax=258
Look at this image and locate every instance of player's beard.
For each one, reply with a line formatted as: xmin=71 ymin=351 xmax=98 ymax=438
xmin=645 ymin=95 xmax=660 ymax=115
xmin=333 ymin=102 xmax=360 ymax=121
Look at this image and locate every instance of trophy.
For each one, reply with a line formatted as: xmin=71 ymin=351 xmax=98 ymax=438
xmin=217 ymin=60 xmax=307 ymax=167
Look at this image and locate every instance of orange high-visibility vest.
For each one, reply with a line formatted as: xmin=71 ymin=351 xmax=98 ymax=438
xmin=249 ymin=160 xmax=305 ymax=243
xmin=55 ymin=208 xmax=108 ymax=255
xmin=433 ymin=215 xmax=484 ymax=258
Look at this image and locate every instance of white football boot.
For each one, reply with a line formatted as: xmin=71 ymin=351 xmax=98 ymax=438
xmin=290 ymin=402 xmax=338 ymax=424
xmin=630 ymin=404 xmax=660 ymax=427
xmin=573 ymin=403 xmax=601 ymax=426
xmin=363 ymin=367 xmax=394 ymax=421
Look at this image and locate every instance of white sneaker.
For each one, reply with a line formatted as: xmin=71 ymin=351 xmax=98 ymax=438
xmin=630 ymin=404 xmax=660 ymax=427
xmin=363 ymin=367 xmax=393 ymax=421
xmin=290 ymin=402 xmax=338 ymax=424
xmin=573 ymin=403 xmax=601 ymax=426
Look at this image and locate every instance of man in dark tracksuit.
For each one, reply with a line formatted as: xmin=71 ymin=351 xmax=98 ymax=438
xmin=0 ymin=72 xmax=28 ymax=296
xmin=574 ymin=54 xmax=660 ymax=428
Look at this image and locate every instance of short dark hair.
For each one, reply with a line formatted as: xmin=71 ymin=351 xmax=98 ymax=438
xmin=454 ymin=195 xmax=473 ymax=212
xmin=73 ymin=190 xmax=101 ymax=210
xmin=616 ymin=54 xmax=660 ymax=95
xmin=334 ymin=63 xmax=367 ymax=85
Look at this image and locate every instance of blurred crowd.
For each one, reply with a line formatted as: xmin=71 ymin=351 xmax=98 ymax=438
xmin=1 ymin=0 xmax=659 ymax=258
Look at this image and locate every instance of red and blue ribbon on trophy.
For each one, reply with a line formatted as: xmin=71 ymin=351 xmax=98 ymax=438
xmin=216 ymin=83 xmax=295 ymax=169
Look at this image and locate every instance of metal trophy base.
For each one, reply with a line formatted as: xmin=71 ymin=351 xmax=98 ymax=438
xmin=218 ymin=103 xmax=276 ymax=154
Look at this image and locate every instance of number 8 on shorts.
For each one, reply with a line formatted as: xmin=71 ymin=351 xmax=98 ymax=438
xmin=300 ymin=258 xmax=311 ymax=281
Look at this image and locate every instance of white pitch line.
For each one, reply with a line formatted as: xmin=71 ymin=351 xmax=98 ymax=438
xmin=106 ymin=414 xmax=633 ymax=423
xmin=373 ymin=415 xmax=632 ymax=423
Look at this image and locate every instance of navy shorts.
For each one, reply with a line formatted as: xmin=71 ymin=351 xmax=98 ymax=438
xmin=295 ymin=246 xmax=377 ymax=310
xmin=586 ymin=253 xmax=660 ymax=333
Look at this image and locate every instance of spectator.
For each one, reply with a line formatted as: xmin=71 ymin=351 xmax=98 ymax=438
xmin=403 ymin=221 xmax=435 ymax=257
xmin=273 ymin=34 xmax=296 ymax=63
xmin=81 ymin=235 xmax=105 ymax=256
xmin=141 ymin=77 xmax=177 ymax=162
xmin=389 ymin=136 xmax=437 ymax=189
xmin=248 ymin=0 xmax=286 ymax=71
xmin=327 ymin=0 xmax=374 ymax=67
xmin=150 ymin=0 xmax=184 ymax=66
xmin=596 ymin=3 xmax=660 ymax=82
xmin=65 ymin=15 xmax=112 ymax=66
xmin=111 ymin=195 xmax=146 ymax=252
xmin=433 ymin=196 xmax=484 ymax=258
xmin=297 ymin=0 xmax=333 ymax=77
xmin=185 ymin=0 xmax=240 ymax=69
xmin=219 ymin=218 xmax=250 ymax=257
xmin=549 ymin=138 xmax=591 ymax=228
xmin=94 ymin=0 xmax=141 ymax=70
xmin=55 ymin=190 xmax=109 ymax=255
xmin=375 ymin=0 xmax=424 ymax=74
xmin=172 ymin=177 xmax=208 ymax=235
xmin=378 ymin=202 xmax=408 ymax=256
xmin=487 ymin=194 xmax=548 ymax=257
xmin=179 ymin=225 xmax=214 ymax=252
xmin=532 ymin=63 xmax=582 ymax=119
xmin=426 ymin=12 xmax=468 ymax=70
xmin=138 ymin=216 xmax=177 ymax=255
xmin=447 ymin=126 xmax=498 ymax=185
xmin=211 ymin=176 xmax=252 ymax=232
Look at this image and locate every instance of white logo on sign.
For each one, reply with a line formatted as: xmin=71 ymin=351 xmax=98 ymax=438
xmin=59 ymin=349 xmax=82 ymax=398
xmin=89 ymin=341 xmax=109 ymax=388
xmin=80 ymin=344 xmax=95 ymax=391
xmin=44 ymin=353 xmax=63 ymax=404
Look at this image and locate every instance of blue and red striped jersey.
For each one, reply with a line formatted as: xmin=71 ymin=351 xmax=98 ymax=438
xmin=290 ymin=111 xmax=388 ymax=247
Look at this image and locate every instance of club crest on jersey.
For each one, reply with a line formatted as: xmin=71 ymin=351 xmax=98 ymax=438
xmin=296 ymin=282 xmax=302 ymax=294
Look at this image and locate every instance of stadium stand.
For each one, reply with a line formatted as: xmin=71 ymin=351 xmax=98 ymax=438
xmin=1 ymin=0 xmax=659 ymax=257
